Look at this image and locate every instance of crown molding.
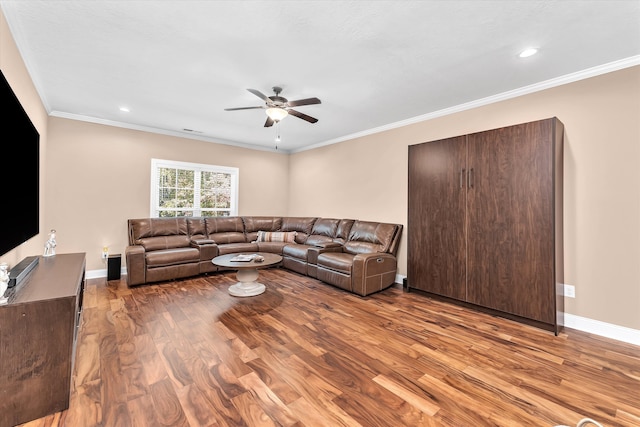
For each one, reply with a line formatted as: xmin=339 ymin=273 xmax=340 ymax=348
xmin=293 ymin=55 xmax=640 ymax=153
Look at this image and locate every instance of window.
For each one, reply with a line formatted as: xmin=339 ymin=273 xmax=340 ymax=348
xmin=150 ymin=159 xmax=238 ymax=218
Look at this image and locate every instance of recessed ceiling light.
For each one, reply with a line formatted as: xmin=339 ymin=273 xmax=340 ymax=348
xmin=519 ymin=48 xmax=538 ymax=58
xmin=119 ymin=106 xmax=130 ymax=112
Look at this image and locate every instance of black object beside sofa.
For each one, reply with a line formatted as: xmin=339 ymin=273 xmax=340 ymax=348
xmin=125 ymin=216 xmax=402 ymax=296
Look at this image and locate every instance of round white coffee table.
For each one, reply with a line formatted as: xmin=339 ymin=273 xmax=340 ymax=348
xmin=212 ymin=252 xmax=282 ymax=297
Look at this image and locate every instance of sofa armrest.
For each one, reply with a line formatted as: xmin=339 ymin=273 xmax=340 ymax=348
xmin=314 ymin=241 xmax=342 ymax=249
xmin=351 ymin=252 xmax=398 ymax=296
xmin=191 ymin=238 xmax=215 ymax=245
xmin=190 ymin=239 xmax=219 ymax=261
xmin=307 ymin=244 xmax=343 ymax=265
xmin=125 ymin=245 xmax=146 ymax=286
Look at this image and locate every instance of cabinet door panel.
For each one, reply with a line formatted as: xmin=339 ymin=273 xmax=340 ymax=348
xmin=408 ymin=136 xmax=467 ymax=300
xmin=466 ymin=120 xmax=555 ymax=323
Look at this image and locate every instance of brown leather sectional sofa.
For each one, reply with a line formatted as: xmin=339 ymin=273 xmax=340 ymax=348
xmin=125 ymin=216 xmax=403 ymax=296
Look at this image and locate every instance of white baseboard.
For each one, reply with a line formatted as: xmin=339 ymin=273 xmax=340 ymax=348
xmin=563 ymin=313 xmax=640 ymax=346
xmin=397 ymin=274 xmax=640 ymax=346
xmin=86 ymin=268 xmax=124 ymax=280
xmin=89 ymin=270 xmax=639 ymax=346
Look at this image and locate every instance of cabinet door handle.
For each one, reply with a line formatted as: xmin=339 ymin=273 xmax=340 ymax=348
xmin=460 ymin=169 xmax=465 ymax=189
xmin=468 ymin=168 xmax=474 ymax=189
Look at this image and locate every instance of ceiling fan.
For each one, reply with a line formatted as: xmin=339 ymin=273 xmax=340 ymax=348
xmin=224 ymin=86 xmax=321 ymax=127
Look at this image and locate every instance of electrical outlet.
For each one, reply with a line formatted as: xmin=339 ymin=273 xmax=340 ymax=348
xmin=564 ymin=284 xmax=575 ymax=298
xmin=101 ymin=246 xmax=109 ymax=260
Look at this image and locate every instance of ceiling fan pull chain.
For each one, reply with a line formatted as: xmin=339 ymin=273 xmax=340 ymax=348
xmin=275 ymin=121 xmax=281 ymax=149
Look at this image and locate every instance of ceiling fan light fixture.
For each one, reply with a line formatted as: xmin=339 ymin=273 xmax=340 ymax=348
xmin=266 ymin=107 xmax=288 ymax=122
xmin=519 ymin=47 xmax=538 ymax=58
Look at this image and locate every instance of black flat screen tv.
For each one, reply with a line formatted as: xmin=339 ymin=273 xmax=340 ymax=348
xmin=0 ymin=69 xmax=39 ymax=256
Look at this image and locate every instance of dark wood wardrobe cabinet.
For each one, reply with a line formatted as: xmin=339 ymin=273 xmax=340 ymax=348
xmin=407 ymin=117 xmax=564 ymax=334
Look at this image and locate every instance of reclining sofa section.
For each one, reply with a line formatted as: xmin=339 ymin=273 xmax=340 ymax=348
xmin=126 ymin=216 xmax=403 ymax=296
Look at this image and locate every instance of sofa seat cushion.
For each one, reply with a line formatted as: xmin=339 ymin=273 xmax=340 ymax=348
xmin=146 ymin=247 xmax=200 ymax=267
xmin=317 ymin=252 xmax=354 ymax=275
xmin=217 ymin=242 xmax=259 ymax=255
xmin=283 ymin=243 xmax=312 ymax=260
xmin=256 ymin=241 xmax=289 ymax=254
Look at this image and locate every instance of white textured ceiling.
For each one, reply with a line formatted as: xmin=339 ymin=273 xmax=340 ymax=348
xmin=2 ymin=1 xmax=639 ymax=153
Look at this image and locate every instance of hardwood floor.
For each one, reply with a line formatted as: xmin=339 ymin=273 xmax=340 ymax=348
xmin=20 ymin=268 xmax=640 ymax=427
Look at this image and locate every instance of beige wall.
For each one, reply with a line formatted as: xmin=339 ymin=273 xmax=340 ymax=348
xmin=0 ymin=10 xmax=49 ymax=268
xmin=45 ymin=118 xmax=290 ymax=271
xmin=289 ymin=66 xmax=640 ymax=330
xmin=2 ymin=8 xmax=639 ymax=332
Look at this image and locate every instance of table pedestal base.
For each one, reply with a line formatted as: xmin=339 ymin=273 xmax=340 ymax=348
xmin=228 ymin=268 xmax=266 ymax=297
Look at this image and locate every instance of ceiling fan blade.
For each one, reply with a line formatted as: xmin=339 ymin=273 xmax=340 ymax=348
xmin=247 ymin=88 xmax=270 ymax=103
xmin=264 ymin=116 xmax=275 ymax=127
xmin=224 ymin=106 xmax=264 ymax=111
xmin=287 ymin=97 xmax=321 ymax=107
xmin=288 ymin=109 xmax=318 ymax=124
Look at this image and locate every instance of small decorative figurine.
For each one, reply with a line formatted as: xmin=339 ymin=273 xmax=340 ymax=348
xmin=44 ymin=229 xmax=57 ymax=257
xmin=0 ymin=262 xmax=9 ymax=304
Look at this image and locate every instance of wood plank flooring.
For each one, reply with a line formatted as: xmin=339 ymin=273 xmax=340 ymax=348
xmin=20 ymin=268 xmax=640 ymax=427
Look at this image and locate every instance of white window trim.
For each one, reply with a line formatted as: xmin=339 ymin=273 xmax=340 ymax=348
xmin=150 ymin=158 xmax=239 ymax=217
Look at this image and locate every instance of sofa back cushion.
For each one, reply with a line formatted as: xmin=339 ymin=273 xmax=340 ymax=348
xmin=281 ymin=217 xmax=317 ymax=244
xmin=305 ymin=218 xmax=339 ymax=246
xmin=243 ymin=216 xmax=283 ymax=242
xmin=187 ymin=217 xmax=207 ymax=240
xmin=311 ymin=218 xmax=339 ymax=236
xmin=205 ymin=216 xmax=246 ymax=244
xmin=335 ymin=219 xmax=355 ymax=245
xmin=128 ymin=218 xmax=191 ymax=251
xmin=343 ymin=221 xmax=400 ymax=255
